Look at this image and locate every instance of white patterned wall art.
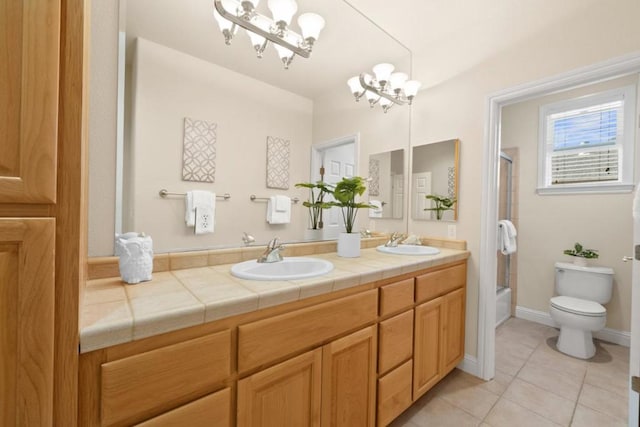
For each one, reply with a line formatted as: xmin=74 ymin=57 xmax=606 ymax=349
xmin=368 ymin=159 xmax=380 ymax=196
xmin=266 ymin=136 xmax=290 ymax=189
xmin=448 ymin=166 xmax=455 ymax=198
xmin=182 ymin=117 xmax=217 ymax=183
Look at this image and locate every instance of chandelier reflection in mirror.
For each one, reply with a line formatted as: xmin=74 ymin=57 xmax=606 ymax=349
xmin=347 ymin=64 xmax=421 ymax=113
xmin=213 ymin=0 xmax=325 ymax=69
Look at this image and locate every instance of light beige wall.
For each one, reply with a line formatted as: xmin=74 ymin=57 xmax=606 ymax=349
xmin=409 ymin=0 xmax=640 ymax=357
xmin=127 ymin=38 xmax=313 ymax=253
xmin=502 ymin=75 xmax=639 ymax=332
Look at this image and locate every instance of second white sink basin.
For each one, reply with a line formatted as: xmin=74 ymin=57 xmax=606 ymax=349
xmin=231 ymin=257 xmax=334 ymax=281
xmin=376 ymin=245 xmax=441 ymax=256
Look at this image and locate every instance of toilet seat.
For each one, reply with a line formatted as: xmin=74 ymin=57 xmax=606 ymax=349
xmin=550 ymin=296 xmax=606 ymax=317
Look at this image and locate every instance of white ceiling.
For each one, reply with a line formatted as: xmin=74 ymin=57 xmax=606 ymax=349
xmin=125 ymin=0 xmax=605 ymax=97
xmin=347 ymin=0 xmax=603 ymax=88
xmin=125 ymin=0 xmax=410 ymax=99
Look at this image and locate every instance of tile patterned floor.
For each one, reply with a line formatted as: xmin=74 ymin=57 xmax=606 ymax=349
xmin=390 ymin=317 xmax=629 ymax=427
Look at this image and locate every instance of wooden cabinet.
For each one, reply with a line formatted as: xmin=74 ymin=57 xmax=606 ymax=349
xmin=413 ymin=285 xmax=466 ymax=400
xmin=0 ymin=219 xmax=55 ymax=425
xmin=0 ymin=0 xmax=60 ymax=203
xmin=321 ymin=326 xmax=377 ymax=427
xmin=79 ymin=260 xmax=468 ymax=427
xmin=238 ymin=349 xmax=323 ymax=427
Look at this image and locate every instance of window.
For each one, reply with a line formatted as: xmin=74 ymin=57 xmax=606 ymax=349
xmin=537 ymin=85 xmax=636 ymax=194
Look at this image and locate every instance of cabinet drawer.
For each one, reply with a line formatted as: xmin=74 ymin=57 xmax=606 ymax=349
xmin=379 ymin=278 xmax=414 ymax=316
xmin=101 ymin=330 xmax=231 ymax=427
xmin=378 ymin=310 xmax=413 ymax=375
xmin=135 ymin=388 xmax=231 ymax=427
xmin=238 ymin=290 xmax=378 ymax=374
xmin=377 ymin=360 xmax=413 ymax=427
xmin=415 ymin=263 xmax=466 ymax=303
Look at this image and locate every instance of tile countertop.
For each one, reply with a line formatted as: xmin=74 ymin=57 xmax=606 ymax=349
xmin=80 ymin=247 xmax=470 ymax=353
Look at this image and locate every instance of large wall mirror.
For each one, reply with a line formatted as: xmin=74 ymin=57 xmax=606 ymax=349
xmin=411 ymin=139 xmax=460 ymax=222
xmin=368 ymin=149 xmax=404 ymax=219
xmin=94 ymin=0 xmax=412 ymax=254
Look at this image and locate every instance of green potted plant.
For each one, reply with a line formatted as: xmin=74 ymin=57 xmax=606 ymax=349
xmin=328 ymin=176 xmax=374 ymax=257
xmin=424 ymin=194 xmax=456 ymax=220
xmin=563 ymin=242 xmax=599 ymax=267
xmin=295 ymin=181 xmax=333 ymax=240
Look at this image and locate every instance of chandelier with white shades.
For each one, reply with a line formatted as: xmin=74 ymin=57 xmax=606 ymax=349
xmin=347 ymin=63 xmax=421 ymax=113
xmin=213 ymin=0 xmax=325 ymax=69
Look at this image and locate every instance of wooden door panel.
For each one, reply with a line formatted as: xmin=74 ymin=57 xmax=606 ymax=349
xmin=413 ymin=297 xmax=443 ymax=399
xmin=0 ymin=0 xmax=59 ymax=203
xmin=0 ymin=219 xmax=55 ymax=425
xmin=322 ymin=326 xmax=377 ymax=427
xmin=442 ymin=288 xmax=466 ymax=375
xmin=237 ymin=348 xmax=322 ymax=427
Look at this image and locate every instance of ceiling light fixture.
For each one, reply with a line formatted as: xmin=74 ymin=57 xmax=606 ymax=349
xmin=347 ymin=63 xmax=421 ymax=113
xmin=213 ymin=0 xmax=325 ymax=69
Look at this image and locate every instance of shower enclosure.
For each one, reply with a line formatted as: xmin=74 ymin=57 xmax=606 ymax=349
xmin=497 ymin=151 xmax=514 ymax=326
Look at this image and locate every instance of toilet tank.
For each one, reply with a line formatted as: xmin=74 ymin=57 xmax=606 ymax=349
xmin=554 ymin=262 xmax=614 ymax=304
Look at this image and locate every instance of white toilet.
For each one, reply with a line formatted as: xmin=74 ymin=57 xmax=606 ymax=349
xmin=549 ymin=262 xmax=614 ymax=359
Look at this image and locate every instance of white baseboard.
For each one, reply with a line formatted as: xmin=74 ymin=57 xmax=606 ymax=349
xmin=515 ymin=305 xmax=630 ymax=347
xmin=457 ymin=354 xmax=480 ymax=377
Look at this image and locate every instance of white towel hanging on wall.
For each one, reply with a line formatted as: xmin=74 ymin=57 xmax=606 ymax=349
xmin=267 ymin=195 xmax=291 ymax=224
xmin=498 ymin=219 xmax=517 ymax=255
xmin=185 ymin=190 xmax=216 ymax=233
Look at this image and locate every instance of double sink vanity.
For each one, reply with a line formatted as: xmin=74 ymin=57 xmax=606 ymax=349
xmin=80 ymin=236 xmax=469 ymax=426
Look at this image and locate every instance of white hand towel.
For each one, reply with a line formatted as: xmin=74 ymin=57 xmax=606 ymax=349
xmin=498 ymin=219 xmax=517 ymax=255
xmin=369 ymin=200 xmax=383 ymax=218
xmin=267 ymin=195 xmax=291 ymax=224
xmin=194 ymin=206 xmax=214 ymax=234
xmin=185 ymin=190 xmax=216 ymax=229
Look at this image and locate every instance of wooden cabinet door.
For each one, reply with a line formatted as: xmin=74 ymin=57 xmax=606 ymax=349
xmin=413 ymin=297 xmax=444 ymax=399
xmin=0 ymin=219 xmax=55 ymax=425
xmin=237 ymin=348 xmax=322 ymax=427
xmin=0 ymin=1 xmax=60 ymax=203
xmin=441 ymin=288 xmax=466 ymax=375
xmin=321 ymin=325 xmax=377 ymax=427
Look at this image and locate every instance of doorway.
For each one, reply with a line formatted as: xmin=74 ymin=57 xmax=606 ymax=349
xmin=478 ymin=52 xmax=640 ymax=410
xmin=310 ymin=134 xmax=359 ymax=239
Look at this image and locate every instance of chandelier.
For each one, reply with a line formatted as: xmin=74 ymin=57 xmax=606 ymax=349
xmin=213 ymin=0 xmax=325 ymax=69
xmin=347 ymin=63 xmax=421 ymax=113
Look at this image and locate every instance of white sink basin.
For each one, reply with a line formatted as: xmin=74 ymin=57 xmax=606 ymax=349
xmin=376 ymin=245 xmax=441 ymax=256
xmin=230 ymin=257 xmax=334 ymax=281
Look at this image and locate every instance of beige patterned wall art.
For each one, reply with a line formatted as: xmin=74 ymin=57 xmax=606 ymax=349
xmin=368 ymin=159 xmax=380 ymax=196
xmin=182 ymin=117 xmax=217 ymax=183
xmin=266 ymin=136 xmax=290 ymax=189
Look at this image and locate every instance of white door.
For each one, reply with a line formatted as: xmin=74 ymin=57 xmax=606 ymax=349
xmin=629 ymin=187 xmax=640 ymax=426
xmin=392 ymin=174 xmax=403 ymax=219
xmin=412 ymin=172 xmax=432 ymax=220
xmin=312 ymin=141 xmax=355 ymax=239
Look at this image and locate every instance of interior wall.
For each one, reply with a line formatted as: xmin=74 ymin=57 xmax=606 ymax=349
xmin=127 ymin=38 xmax=313 ymax=253
xmin=501 ymin=75 xmax=639 ymax=332
xmin=409 ymin=0 xmax=640 ymax=358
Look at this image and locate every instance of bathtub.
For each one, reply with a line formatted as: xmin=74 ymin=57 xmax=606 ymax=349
xmin=496 ymin=286 xmax=512 ymax=327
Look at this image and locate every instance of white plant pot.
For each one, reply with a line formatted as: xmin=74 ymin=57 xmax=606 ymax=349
xmin=337 ymin=232 xmax=361 ymax=258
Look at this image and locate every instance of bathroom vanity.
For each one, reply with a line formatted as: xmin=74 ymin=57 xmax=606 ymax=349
xmin=78 ymin=241 xmax=468 ymax=426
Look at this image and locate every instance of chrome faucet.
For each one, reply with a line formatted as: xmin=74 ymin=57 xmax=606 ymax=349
xmin=257 ymin=237 xmax=285 ymax=263
xmin=242 ymin=232 xmax=256 ymax=246
xmin=360 ymin=229 xmax=372 ymax=238
xmin=384 ymin=232 xmax=405 ymax=247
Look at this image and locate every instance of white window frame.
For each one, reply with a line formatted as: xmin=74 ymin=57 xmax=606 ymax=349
xmin=537 ymin=84 xmax=636 ymax=194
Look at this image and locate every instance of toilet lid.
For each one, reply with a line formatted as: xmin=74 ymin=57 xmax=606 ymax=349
xmin=550 ymin=296 xmax=606 ymax=317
